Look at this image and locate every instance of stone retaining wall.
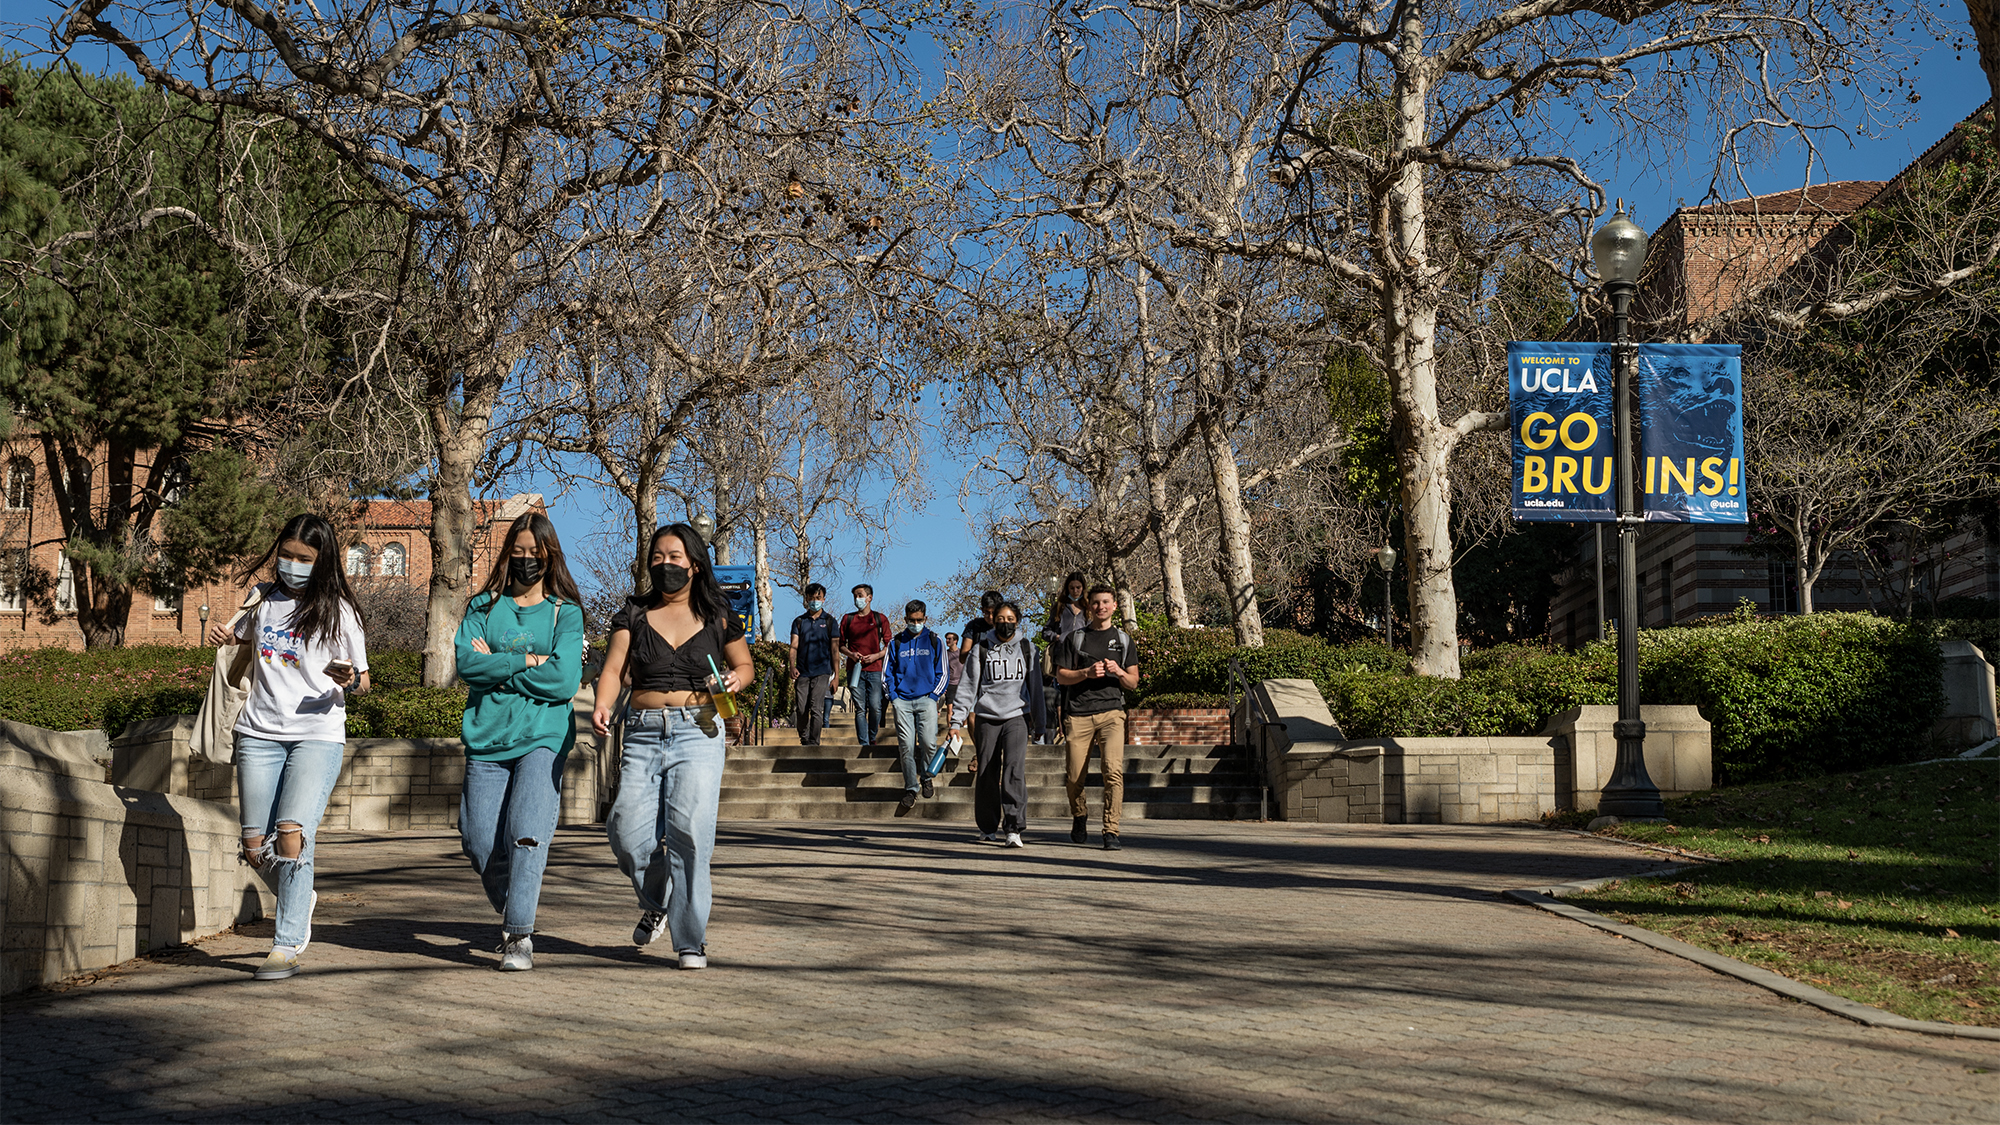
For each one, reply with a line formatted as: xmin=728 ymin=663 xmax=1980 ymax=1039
xmin=1247 ymin=680 xmax=1714 ymax=824
xmin=2 ymin=725 xmax=268 ymax=995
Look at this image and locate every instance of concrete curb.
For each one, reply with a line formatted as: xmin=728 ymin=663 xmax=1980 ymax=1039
xmin=1505 ymin=878 xmax=2000 ymax=1041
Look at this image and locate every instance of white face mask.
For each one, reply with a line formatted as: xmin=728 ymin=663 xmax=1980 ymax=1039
xmin=276 ymin=559 xmax=313 ymax=590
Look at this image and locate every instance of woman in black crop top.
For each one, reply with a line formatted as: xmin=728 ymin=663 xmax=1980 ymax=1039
xmin=591 ymin=522 xmax=753 ymax=970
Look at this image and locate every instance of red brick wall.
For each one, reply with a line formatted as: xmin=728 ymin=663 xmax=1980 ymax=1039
xmin=0 ymin=432 xmax=538 ymax=652
xmin=1126 ymin=707 xmax=1232 ymax=747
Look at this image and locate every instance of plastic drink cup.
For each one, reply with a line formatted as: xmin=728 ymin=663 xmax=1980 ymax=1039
xmin=706 ymin=655 xmax=740 ymax=719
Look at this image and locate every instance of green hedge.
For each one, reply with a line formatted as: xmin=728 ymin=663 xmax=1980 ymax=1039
xmin=1639 ymin=615 xmax=1943 ymax=782
xmin=345 ymin=686 xmax=469 ymax=740
xmin=0 ymin=646 xmax=212 ymax=732
xmin=0 ymin=645 xmax=464 ymax=740
xmin=1131 ymin=615 xmax=1946 ymax=783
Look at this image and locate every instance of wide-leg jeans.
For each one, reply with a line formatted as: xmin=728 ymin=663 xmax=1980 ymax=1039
xmin=606 ymin=706 xmax=725 ymax=954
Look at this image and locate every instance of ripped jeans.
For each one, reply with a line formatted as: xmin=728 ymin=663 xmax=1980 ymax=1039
xmin=235 ymin=734 xmax=346 ymax=948
xmin=460 ymin=748 xmax=564 ymax=935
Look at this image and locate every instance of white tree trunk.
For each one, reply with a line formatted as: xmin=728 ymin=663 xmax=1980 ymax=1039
xmin=753 ymin=478 xmax=777 ymax=642
xmin=1381 ymin=39 xmax=1462 ymax=679
xmin=1201 ymin=410 xmax=1265 ymax=647
xmin=1146 ymin=471 xmax=1191 ymax=626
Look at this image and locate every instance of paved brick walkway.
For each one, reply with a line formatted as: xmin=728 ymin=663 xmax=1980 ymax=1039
xmin=5 ymin=820 xmax=1995 ymax=1122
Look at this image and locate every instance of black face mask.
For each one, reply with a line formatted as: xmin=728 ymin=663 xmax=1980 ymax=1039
xmin=508 ymin=557 xmax=543 ymax=589
xmin=650 ymin=562 xmax=691 ymax=596
xmin=992 ymin=621 xmax=1017 ymax=641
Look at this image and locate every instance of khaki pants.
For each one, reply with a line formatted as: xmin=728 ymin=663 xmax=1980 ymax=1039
xmin=1064 ymin=710 xmax=1125 ymax=834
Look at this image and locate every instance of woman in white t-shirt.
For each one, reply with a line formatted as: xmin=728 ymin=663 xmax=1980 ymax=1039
xmin=207 ymin=513 xmax=370 ymax=981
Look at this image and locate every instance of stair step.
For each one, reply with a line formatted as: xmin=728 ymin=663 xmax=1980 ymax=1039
xmin=688 ymin=731 xmax=1260 ymax=821
xmin=714 ymin=799 xmax=1265 ymax=820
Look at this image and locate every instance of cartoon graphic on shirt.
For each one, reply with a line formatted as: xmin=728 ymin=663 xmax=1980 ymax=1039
xmin=494 ymin=627 xmax=535 ymax=655
xmin=259 ymin=623 xmax=304 ymax=669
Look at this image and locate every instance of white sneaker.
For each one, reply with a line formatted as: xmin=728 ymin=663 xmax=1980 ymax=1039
xmin=1005 ymin=832 xmax=1025 ymax=849
xmin=677 ymin=951 xmax=708 ymax=970
xmin=498 ymin=932 xmax=534 ymax=972
xmin=978 ymin=831 xmax=1001 ymax=843
xmin=634 ymin=909 xmax=668 ymax=946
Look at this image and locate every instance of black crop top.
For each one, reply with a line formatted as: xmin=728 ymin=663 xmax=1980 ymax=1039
xmin=610 ymin=602 xmax=746 ymax=694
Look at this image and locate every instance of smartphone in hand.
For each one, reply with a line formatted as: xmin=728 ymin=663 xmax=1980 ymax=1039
xmin=324 ymin=659 xmax=354 ymax=685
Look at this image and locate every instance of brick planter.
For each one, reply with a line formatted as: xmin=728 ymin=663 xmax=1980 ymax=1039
xmin=1124 ymin=707 xmax=1232 ymax=747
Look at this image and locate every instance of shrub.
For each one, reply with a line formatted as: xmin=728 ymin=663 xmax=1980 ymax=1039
xmin=369 ymin=649 xmax=426 ymax=690
xmin=0 ymin=645 xmax=211 ymax=732
xmin=1638 ymin=614 xmax=1943 ymax=782
xmin=345 ymin=687 xmax=469 ymax=740
xmin=1130 ymin=691 xmax=1227 ymax=710
xmin=1131 ymin=615 xmax=1947 ymax=784
xmin=1935 ymin=617 xmax=1998 ymax=659
xmin=0 ymin=644 xmax=463 ymax=740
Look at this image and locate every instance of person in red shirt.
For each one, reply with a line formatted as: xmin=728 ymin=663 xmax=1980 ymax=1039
xmin=839 ymin=584 xmax=893 ymax=745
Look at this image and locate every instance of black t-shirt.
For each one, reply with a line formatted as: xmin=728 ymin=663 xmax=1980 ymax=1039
xmin=1060 ymin=626 xmax=1133 ymax=716
xmin=612 ymin=601 xmax=746 ymax=694
xmin=961 ymin=617 xmax=992 ymax=650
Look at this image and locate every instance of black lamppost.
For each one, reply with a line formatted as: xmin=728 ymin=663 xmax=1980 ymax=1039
xmin=1591 ymin=203 xmax=1665 ymax=821
xmin=1375 ymin=545 xmax=1397 ymax=652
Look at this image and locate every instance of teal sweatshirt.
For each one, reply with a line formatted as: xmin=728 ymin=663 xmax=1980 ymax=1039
xmin=454 ymin=594 xmax=586 ymax=762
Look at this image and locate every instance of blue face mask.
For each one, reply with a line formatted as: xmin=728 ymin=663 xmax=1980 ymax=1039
xmin=276 ymin=559 xmax=313 ymax=590
xmin=807 ymin=599 xmax=824 ymax=613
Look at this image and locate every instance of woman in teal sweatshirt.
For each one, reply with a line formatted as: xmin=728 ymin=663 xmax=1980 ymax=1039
xmin=454 ymin=511 xmax=586 ymax=972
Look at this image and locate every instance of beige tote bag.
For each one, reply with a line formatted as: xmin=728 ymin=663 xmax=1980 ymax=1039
xmin=190 ymin=583 xmax=272 ymax=764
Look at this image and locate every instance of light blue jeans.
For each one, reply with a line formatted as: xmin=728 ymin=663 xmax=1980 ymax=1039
xmin=891 ymin=695 xmax=938 ymax=792
xmin=235 ymin=734 xmax=345 ymax=948
xmin=607 ymin=707 xmax=725 ymax=954
xmin=854 ymin=668 xmax=884 ymax=744
xmin=460 ymin=748 xmax=564 ymax=935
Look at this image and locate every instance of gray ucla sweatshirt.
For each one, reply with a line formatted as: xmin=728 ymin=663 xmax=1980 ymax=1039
xmin=952 ymin=633 xmax=1046 ymax=735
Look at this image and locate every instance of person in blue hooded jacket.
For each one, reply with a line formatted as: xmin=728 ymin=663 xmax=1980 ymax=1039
xmin=883 ymin=599 xmax=950 ymax=816
xmin=454 ymin=511 xmax=586 ymax=973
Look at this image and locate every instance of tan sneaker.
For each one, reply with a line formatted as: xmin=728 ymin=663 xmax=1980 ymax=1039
xmin=253 ymin=945 xmax=302 ymax=981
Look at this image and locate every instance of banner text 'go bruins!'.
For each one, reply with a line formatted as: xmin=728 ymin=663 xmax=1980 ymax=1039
xmin=1507 ymin=342 xmax=1745 ymax=525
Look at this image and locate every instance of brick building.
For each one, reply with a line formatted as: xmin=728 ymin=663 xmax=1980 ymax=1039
xmin=0 ymin=427 xmax=542 ymax=650
xmin=1545 ymin=105 xmax=1998 ymax=647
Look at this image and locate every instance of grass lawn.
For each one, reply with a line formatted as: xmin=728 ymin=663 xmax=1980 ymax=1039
xmin=1566 ymin=755 xmax=2000 ymax=1026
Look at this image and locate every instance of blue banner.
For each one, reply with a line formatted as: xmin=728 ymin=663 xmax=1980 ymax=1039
xmin=1508 ymin=342 xmax=1744 ymax=524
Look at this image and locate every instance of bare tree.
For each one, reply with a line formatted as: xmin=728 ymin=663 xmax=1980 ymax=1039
xmin=1742 ymin=364 xmax=1997 ymax=613
xmin=946 ymin=4 xmax=1353 ymax=645
xmin=54 ymin=0 xmax=930 ymax=683
xmin=1120 ymin=0 xmax=1924 ymax=675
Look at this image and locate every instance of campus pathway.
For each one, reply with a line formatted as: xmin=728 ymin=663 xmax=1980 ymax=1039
xmin=4 ymin=820 xmax=1996 ymax=1123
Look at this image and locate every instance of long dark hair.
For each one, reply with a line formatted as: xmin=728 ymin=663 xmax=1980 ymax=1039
xmin=238 ymin=513 xmax=362 ymax=647
xmin=1047 ymin=570 xmax=1088 ymax=627
xmin=475 ymin=511 xmax=582 ymax=610
xmin=636 ymin=522 xmax=730 ymax=627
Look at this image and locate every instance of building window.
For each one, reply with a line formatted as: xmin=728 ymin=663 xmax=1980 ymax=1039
xmin=0 ymin=549 xmax=25 ymax=611
xmin=379 ymin=541 xmax=408 ymax=577
xmin=4 ymin=457 xmax=32 ymax=510
xmin=153 ymin=585 xmax=182 ymax=613
xmin=54 ymin=553 xmax=76 ymax=614
xmin=1659 ymin=561 xmax=1674 ymax=626
xmin=1767 ymin=561 xmax=1800 ymax=614
xmin=345 ymin=544 xmax=371 ymax=576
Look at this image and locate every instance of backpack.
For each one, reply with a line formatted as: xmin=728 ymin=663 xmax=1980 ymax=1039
xmin=1063 ymin=626 xmax=1132 ymax=670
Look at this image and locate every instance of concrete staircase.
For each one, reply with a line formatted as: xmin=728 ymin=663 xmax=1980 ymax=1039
xmin=719 ymin=718 xmax=1264 ymax=821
